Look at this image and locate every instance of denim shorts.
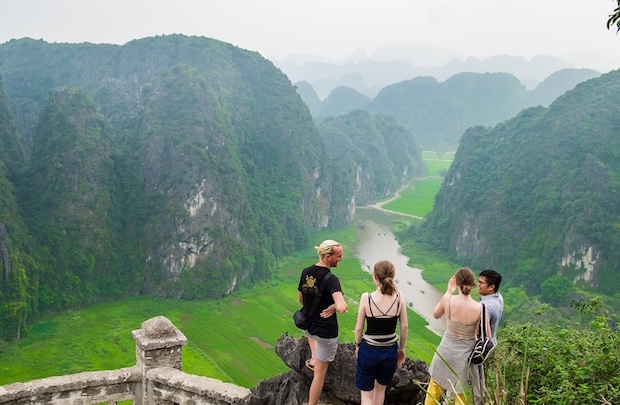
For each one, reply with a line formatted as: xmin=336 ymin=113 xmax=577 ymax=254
xmin=356 ymin=341 xmax=398 ymax=391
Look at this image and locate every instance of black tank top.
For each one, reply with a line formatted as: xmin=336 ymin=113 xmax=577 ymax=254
xmin=363 ymin=292 xmax=400 ymax=346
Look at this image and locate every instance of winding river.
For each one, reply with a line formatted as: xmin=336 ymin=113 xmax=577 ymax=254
xmin=353 ymin=207 xmax=445 ymax=335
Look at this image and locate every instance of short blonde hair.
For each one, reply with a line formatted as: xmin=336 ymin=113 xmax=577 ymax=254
xmin=315 ymin=240 xmax=341 ymax=258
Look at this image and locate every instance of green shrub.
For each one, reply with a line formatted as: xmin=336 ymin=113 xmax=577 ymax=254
xmin=486 ymin=299 xmax=620 ymax=404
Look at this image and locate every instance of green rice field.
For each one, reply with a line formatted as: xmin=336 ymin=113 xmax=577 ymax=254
xmin=422 ymin=151 xmax=454 ymax=177
xmin=0 ymin=153 xmax=456 ymax=389
xmin=0 ymin=228 xmax=439 ymax=388
xmin=382 ymin=178 xmax=443 ymax=217
xmin=380 ymin=151 xmax=454 ymax=218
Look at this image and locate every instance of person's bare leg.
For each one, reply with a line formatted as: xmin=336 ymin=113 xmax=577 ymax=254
xmin=307 ymin=336 xmax=318 ymax=367
xmin=360 ymin=389 xmax=374 ymax=405
xmin=372 ymin=382 xmax=387 ymax=405
xmin=308 ymin=359 xmax=328 ymax=405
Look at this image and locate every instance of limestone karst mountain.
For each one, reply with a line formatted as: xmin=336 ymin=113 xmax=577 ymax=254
xmin=0 ymin=35 xmax=424 ymax=338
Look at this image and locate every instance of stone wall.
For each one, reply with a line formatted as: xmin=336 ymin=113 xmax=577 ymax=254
xmin=0 ymin=317 xmax=429 ymax=405
xmin=0 ymin=316 xmax=251 ymax=405
xmin=147 ymin=367 xmax=250 ymax=405
xmin=0 ymin=366 xmax=140 ymax=405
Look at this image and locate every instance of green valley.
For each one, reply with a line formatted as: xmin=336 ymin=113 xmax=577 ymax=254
xmin=0 ymin=225 xmax=440 ymax=388
xmin=0 ymin=152 xmax=453 ymax=388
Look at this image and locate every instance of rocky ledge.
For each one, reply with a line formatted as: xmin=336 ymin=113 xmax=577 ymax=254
xmin=247 ymin=334 xmax=429 ymax=405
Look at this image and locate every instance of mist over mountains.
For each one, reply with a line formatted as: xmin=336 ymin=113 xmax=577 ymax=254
xmin=294 ymin=68 xmax=601 ymax=150
xmin=274 ymin=42 xmax=615 ymax=99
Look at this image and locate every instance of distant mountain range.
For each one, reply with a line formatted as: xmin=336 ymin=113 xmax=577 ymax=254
xmin=295 ymin=68 xmax=601 ymax=150
xmin=274 ymin=42 xmax=618 ymax=99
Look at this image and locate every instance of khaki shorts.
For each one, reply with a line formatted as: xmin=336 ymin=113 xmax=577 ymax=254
xmin=305 ymin=331 xmax=339 ymax=362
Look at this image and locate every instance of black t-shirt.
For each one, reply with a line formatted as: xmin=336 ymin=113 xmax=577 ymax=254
xmin=297 ymin=264 xmax=343 ymax=338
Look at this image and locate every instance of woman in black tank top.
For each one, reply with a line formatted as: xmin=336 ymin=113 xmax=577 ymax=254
xmin=354 ymin=260 xmax=408 ymax=405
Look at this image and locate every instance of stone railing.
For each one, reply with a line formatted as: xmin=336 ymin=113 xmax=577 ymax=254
xmin=0 ymin=316 xmax=251 ymax=405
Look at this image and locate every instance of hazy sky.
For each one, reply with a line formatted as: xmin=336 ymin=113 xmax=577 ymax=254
xmin=1 ymin=0 xmax=619 ymax=63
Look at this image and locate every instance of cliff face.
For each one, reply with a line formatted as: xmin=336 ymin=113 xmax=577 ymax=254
xmin=0 ymin=35 xmax=422 ymax=334
xmin=114 ymin=64 xmax=250 ymax=297
xmin=118 ymin=62 xmax=330 ymax=297
xmin=0 ymin=79 xmax=38 ymax=339
xmin=317 ymin=110 xmax=423 ymax=227
xmin=418 ymin=69 xmax=620 ymax=294
xmin=20 ymin=87 xmax=118 ymax=305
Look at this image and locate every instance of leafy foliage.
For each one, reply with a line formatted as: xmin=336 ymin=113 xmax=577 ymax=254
xmin=0 ymin=81 xmax=39 ymax=340
xmin=488 ymin=298 xmax=620 ymax=404
xmin=540 ymin=275 xmax=574 ymax=306
xmin=608 ymin=0 xmax=620 ymax=32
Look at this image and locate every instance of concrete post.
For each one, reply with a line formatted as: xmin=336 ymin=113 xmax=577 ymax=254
xmin=131 ymin=316 xmax=188 ymax=405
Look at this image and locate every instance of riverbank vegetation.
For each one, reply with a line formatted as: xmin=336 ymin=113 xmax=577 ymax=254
xmin=381 ymin=151 xmax=452 ymax=218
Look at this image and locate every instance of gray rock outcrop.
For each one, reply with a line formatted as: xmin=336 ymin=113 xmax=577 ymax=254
xmin=247 ymin=334 xmax=429 ymax=405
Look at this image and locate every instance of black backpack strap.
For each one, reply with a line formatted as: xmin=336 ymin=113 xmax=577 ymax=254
xmin=480 ymin=304 xmax=487 ymax=339
xmin=306 ymin=272 xmax=333 ymax=316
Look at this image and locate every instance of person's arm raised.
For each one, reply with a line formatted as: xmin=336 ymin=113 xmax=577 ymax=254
xmin=433 ymin=276 xmax=457 ymax=319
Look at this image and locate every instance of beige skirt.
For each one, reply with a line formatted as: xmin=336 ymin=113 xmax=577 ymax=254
xmin=427 ymin=332 xmax=483 ymax=396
